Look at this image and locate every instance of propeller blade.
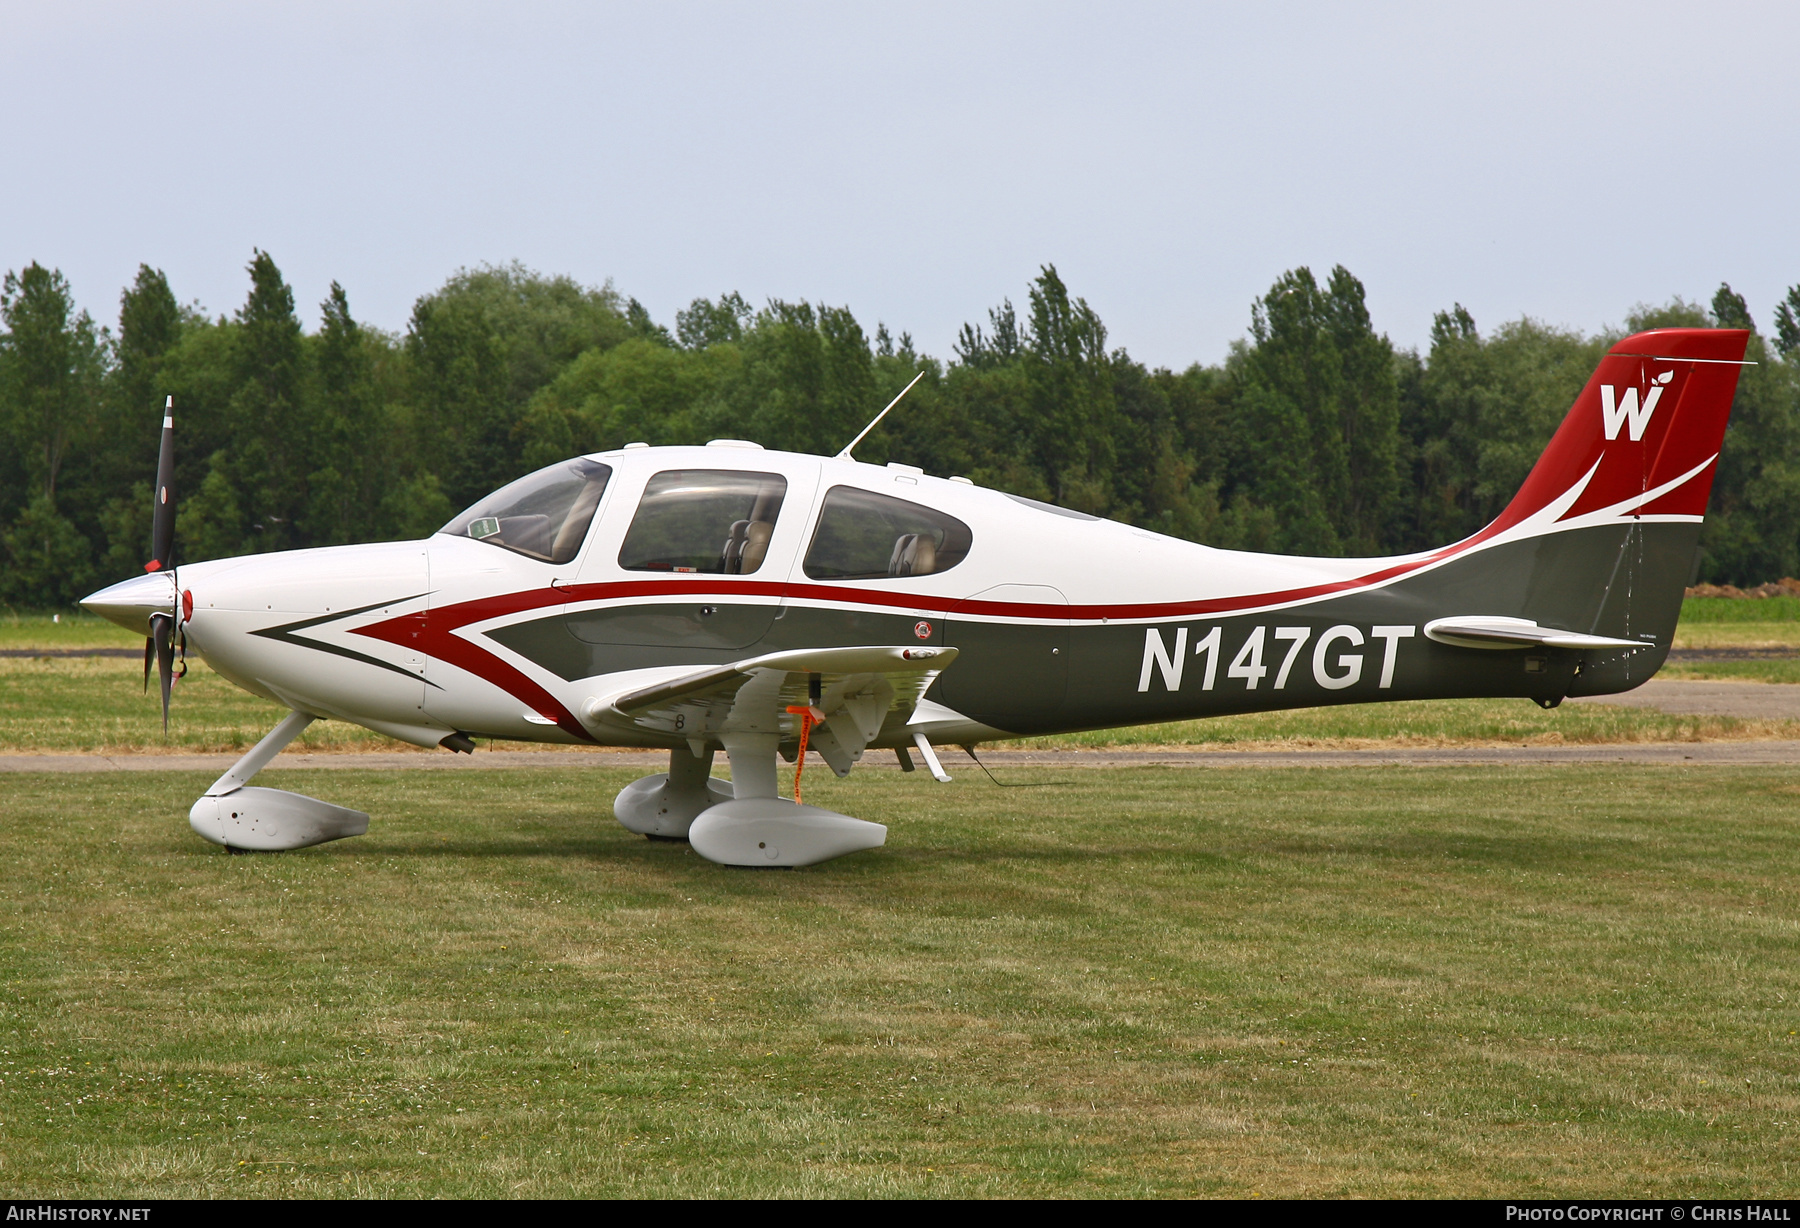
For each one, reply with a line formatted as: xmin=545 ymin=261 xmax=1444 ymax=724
xmin=144 ymin=397 xmax=179 ymax=729
xmin=152 ymin=614 xmax=175 ymax=733
xmin=147 ymin=396 xmax=174 ymax=574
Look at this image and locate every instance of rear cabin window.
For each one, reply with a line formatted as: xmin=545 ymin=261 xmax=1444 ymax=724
xmin=441 ymin=458 xmax=612 ymax=565
xmin=618 ymin=470 xmax=788 ymax=574
xmin=803 ymin=485 xmax=972 ymax=580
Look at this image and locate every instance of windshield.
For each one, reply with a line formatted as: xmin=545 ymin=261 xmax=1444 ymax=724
xmin=440 ymin=458 xmax=613 ymax=564
xmin=618 ymin=470 xmax=787 ymax=574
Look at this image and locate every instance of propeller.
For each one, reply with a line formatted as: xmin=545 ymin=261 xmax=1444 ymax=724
xmin=142 ymin=396 xmax=184 ymax=731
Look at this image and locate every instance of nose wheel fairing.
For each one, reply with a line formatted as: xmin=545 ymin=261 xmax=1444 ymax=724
xmin=191 ymin=787 xmax=369 ymax=852
xmin=187 ymin=710 xmax=369 ymax=852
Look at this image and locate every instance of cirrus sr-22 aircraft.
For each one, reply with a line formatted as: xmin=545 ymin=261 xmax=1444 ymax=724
xmin=82 ymin=327 xmax=1748 ymax=867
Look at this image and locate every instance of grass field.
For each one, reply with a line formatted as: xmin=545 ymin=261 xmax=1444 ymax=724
xmin=1679 ymin=597 xmax=1800 ymax=623
xmin=0 ymin=613 xmax=143 ymax=651
xmin=1673 ymin=626 xmax=1800 ymax=649
xmin=5 ymin=608 xmax=1799 ymax=1197
xmin=0 ymin=656 xmax=411 ymax=755
xmin=1 ymin=764 xmax=1797 ymax=1197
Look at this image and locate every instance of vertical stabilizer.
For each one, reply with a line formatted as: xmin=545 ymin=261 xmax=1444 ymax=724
xmin=1417 ymin=328 xmax=1749 ymax=695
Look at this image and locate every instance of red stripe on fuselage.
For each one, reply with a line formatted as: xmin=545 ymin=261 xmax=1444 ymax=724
xmin=532 ymin=537 xmax=1489 ymax=625
xmin=397 ymin=563 xmax=1427 ymax=636
xmin=348 ymin=532 xmax=1495 ymax=735
xmin=352 ymin=591 xmax=592 ymax=740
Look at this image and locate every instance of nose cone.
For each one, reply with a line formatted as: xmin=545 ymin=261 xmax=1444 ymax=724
xmin=82 ymin=571 xmax=177 ymax=635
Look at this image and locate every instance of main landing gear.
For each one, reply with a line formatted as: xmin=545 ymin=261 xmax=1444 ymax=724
xmin=614 ymin=736 xmax=887 ymax=868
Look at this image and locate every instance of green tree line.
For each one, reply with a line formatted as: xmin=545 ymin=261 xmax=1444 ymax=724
xmin=4 ymin=252 xmax=1799 ymax=607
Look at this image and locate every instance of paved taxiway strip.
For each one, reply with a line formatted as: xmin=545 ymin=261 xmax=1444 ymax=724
xmin=5 ymin=682 xmax=1796 ymax=773
xmin=1569 ymin=678 xmax=1800 ymax=718
xmin=5 ymin=742 xmax=1800 ymax=772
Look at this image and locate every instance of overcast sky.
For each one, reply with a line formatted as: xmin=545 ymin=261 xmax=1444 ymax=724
xmin=2 ymin=1 xmax=1795 ymax=369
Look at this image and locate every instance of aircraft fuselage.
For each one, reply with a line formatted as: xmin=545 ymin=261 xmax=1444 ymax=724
xmin=97 ymin=440 xmax=1683 ymax=755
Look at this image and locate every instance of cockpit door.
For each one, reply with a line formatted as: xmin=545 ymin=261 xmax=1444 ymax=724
xmin=493 ymin=464 xmax=816 ymax=676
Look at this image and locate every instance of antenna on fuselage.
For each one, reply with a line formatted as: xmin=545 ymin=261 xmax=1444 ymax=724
xmin=835 ymin=370 xmax=925 ymax=461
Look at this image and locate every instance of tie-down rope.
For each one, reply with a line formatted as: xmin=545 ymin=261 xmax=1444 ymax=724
xmin=785 ymin=704 xmax=826 ymax=804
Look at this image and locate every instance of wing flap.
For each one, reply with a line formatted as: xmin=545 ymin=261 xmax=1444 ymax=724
xmin=583 ymin=645 xmax=958 ymax=764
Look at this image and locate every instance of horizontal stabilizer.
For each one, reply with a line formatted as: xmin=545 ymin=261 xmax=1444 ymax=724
xmin=1422 ymin=616 xmax=1649 ymax=652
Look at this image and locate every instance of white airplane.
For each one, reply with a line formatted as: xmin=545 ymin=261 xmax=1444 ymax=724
xmin=83 ymin=327 xmax=1748 ymax=866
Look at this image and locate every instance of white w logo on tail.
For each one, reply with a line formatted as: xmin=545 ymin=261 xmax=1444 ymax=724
xmin=1600 ymin=380 xmax=1667 ymax=442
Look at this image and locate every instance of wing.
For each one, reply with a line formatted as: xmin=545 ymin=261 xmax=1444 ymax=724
xmin=1423 ymin=616 xmax=1649 ymax=651
xmin=582 ymin=645 xmax=958 ymax=776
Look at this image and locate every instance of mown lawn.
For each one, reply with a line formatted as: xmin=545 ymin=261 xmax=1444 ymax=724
xmin=0 ymin=764 xmax=1797 ymax=1197
xmin=1679 ymin=597 xmax=1800 ymax=625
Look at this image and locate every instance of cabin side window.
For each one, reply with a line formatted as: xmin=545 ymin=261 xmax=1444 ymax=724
xmin=802 ymin=485 xmax=972 ymax=580
xmin=441 ymin=458 xmax=612 ymax=565
xmin=618 ymin=470 xmax=788 ymax=574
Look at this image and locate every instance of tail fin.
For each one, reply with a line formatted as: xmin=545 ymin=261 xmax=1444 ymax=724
xmin=1422 ymin=328 xmax=1749 ymax=695
xmin=1490 ymin=327 xmax=1749 ymax=536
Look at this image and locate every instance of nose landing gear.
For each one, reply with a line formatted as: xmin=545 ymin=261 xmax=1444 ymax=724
xmin=188 ymin=710 xmax=368 ymax=852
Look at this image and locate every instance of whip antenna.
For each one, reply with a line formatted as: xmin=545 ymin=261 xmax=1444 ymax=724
xmin=835 ymin=371 xmax=925 ymax=460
